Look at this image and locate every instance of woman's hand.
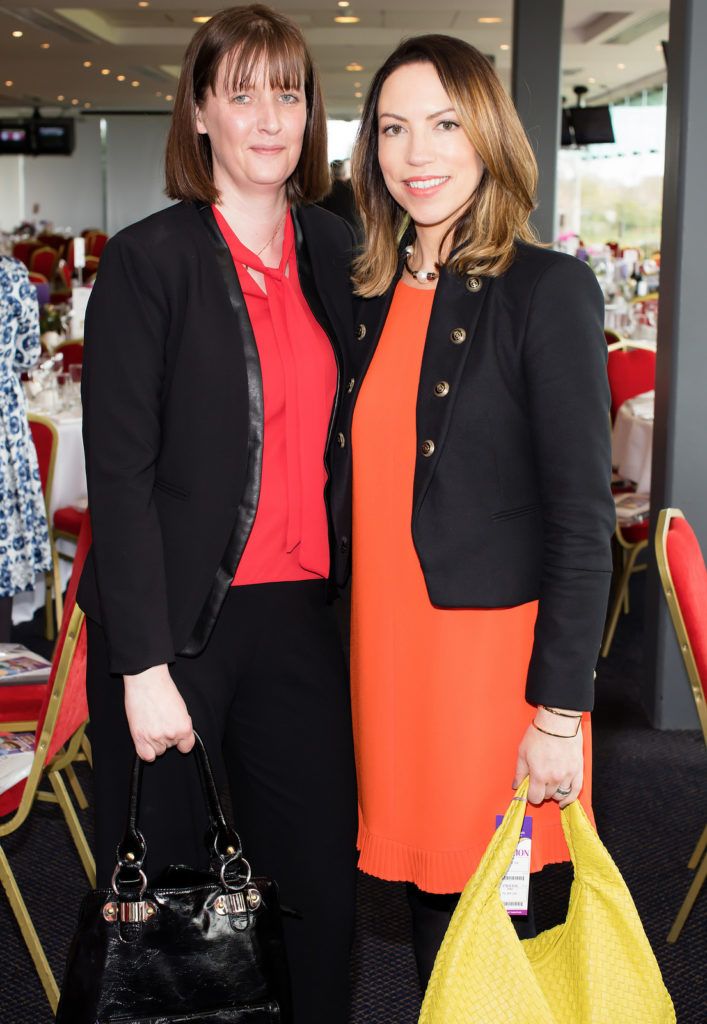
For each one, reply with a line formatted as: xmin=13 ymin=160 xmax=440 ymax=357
xmin=123 ymin=664 xmax=195 ymax=762
xmin=513 ymin=707 xmax=584 ymax=809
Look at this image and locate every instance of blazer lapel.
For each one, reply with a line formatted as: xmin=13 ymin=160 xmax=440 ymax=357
xmin=413 ymin=268 xmax=492 ymax=515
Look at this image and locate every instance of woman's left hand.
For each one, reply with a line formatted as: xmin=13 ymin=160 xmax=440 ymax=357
xmin=513 ymin=707 xmax=584 ymax=809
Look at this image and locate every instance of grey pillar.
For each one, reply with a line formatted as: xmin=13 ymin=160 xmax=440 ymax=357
xmin=644 ymin=0 xmax=707 ymax=728
xmin=512 ymin=0 xmax=563 ymax=243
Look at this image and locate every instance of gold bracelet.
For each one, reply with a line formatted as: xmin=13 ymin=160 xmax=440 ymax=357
xmin=532 ymin=718 xmax=581 ymax=739
xmin=541 ymin=705 xmax=583 ymax=720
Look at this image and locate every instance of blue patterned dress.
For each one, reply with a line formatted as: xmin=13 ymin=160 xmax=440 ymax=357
xmin=0 ymin=256 xmax=51 ymax=597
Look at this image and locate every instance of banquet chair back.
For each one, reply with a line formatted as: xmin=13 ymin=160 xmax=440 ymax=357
xmin=0 ymin=516 xmax=93 ymax=1012
xmin=606 ymin=342 xmax=657 ymax=421
xmin=655 ymin=507 xmax=707 ymax=944
xmin=11 ymin=241 xmax=39 ymax=268
xmin=27 ymin=271 xmax=48 ymax=286
xmin=28 ymin=414 xmax=58 ymax=506
xmin=85 ymin=230 xmax=108 ymax=258
xmin=29 ymin=245 xmax=59 ymax=281
xmin=55 ymin=339 xmax=84 ymax=370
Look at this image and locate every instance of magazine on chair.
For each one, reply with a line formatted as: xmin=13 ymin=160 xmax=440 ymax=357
xmin=0 ymin=644 xmax=51 ymax=685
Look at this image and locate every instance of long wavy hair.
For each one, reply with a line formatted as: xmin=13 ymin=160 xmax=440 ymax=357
xmin=351 ymin=35 xmax=539 ymax=297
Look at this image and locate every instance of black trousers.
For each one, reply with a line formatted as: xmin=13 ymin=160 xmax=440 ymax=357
xmin=87 ymin=580 xmax=358 ymax=1024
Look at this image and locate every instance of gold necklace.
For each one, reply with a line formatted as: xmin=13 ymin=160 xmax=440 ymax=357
xmin=255 ymin=212 xmax=287 ymax=258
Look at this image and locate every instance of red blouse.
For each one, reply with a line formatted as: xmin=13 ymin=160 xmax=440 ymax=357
xmin=212 ymin=207 xmax=337 ymax=585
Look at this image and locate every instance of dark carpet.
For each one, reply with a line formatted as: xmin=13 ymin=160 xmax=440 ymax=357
xmin=1 ymin=573 xmax=705 ymax=1022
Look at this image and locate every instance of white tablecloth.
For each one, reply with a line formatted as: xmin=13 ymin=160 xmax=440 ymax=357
xmin=13 ymin=409 xmax=86 ymax=624
xmin=611 ymin=390 xmax=654 ymax=494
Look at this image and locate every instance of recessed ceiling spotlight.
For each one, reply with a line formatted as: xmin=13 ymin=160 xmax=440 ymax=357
xmin=588 ymin=77 xmax=596 ymax=84
xmin=617 ymin=63 xmax=626 ymax=69
xmin=57 ymin=93 xmax=65 ymax=101
xmin=335 ymin=14 xmax=360 ymax=23
xmin=500 ymin=44 xmax=510 ymax=51
xmin=155 ymin=90 xmax=162 ymax=97
xmin=346 ymin=62 xmax=363 ymax=72
xmin=354 ymin=81 xmax=361 ymax=87
xmin=354 ymin=91 xmax=363 ymax=98
xmin=165 ymin=94 xmax=174 ymax=101
xmin=138 ymin=1 xmax=150 ymax=6
xmin=478 ymin=17 xmax=502 ymax=24
xmin=131 ymin=80 xmax=140 ymax=87
xmin=83 ymin=60 xmax=93 ymax=68
xmin=71 ymin=98 xmax=79 ymax=106
xmin=101 ymin=68 xmax=111 ymax=75
xmin=338 ymin=1 xmax=350 ymax=6
xmin=193 ymin=15 xmax=212 ymax=23
xmin=84 ymin=101 xmax=92 ymax=108
xmin=40 ymin=42 xmax=51 ymax=49
xmin=4 ymin=80 xmax=13 ymax=87
xmin=12 ymin=30 xmax=23 ymax=38
xmin=116 ymin=74 xmax=126 ymax=82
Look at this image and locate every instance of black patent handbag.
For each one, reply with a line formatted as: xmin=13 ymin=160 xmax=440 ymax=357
xmin=56 ymin=734 xmax=291 ymax=1024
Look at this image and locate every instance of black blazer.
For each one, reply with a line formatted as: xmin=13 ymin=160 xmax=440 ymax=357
xmin=78 ymin=200 xmax=355 ymax=676
xmin=330 ymin=242 xmax=615 ymax=710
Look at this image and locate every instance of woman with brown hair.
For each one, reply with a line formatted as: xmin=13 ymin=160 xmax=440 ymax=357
xmin=79 ymin=7 xmax=357 ymax=1021
xmin=330 ymin=34 xmax=614 ymax=988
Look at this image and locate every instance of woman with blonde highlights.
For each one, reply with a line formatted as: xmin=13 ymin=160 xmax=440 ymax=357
xmin=80 ymin=7 xmax=357 ymax=1021
xmin=332 ymin=34 xmax=614 ymax=988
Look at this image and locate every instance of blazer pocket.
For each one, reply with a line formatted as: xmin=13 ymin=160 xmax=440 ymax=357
xmin=491 ymin=503 xmax=541 ymax=522
xmin=154 ymin=478 xmax=190 ymax=501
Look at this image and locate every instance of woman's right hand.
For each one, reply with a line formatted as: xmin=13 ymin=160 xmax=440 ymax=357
xmin=123 ymin=664 xmax=195 ymax=762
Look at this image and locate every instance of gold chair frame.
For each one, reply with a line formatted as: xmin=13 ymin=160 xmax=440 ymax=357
xmin=601 ymin=517 xmax=649 ymax=658
xmin=0 ymin=603 xmax=95 ymax=1012
xmin=655 ymin=507 xmax=707 ymax=943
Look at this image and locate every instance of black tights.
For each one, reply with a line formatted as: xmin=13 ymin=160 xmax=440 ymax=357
xmin=406 ymin=878 xmax=537 ymax=990
xmin=0 ymin=596 xmax=12 ymax=643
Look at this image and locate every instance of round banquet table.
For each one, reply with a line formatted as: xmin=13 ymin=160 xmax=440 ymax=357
xmin=13 ymin=409 xmax=86 ymax=624
xmin=611 ymin=390 xmax=654 ymax=495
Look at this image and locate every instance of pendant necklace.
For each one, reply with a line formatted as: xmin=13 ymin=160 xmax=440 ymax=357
xmin=404 ymin=244 xmax=439 ymax=283
xmin=255 ymin=212 xmax=287 ymax=259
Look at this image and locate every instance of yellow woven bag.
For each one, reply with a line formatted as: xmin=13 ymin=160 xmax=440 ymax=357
xmin=419 ymin=779 xmax=675 ymax=1024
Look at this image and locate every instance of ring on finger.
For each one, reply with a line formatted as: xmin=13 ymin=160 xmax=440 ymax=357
xmin=555 ymin=786 xmax=572 ymax=797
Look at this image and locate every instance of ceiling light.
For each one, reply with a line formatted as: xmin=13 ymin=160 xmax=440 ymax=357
xmin=338 ymin=1 xmax=350 ymax=6
xmin=478 ymin=17 xmax=502 ymax=24
xmin=165 ymin=94 xmax=174 ymax=101
xmin=116 ymin=74 xmax=126 ymax=82
xmin=500 ymin=44 xmax=510 ymax=51
xmin=346 ymin=62 xmax=363 ymax=72
xmin=354 ymin=91 xmax=362 ymax=98
xmin=131 ymin=80 xmax=140 ymax=87
xmin=84 ymin=101 xmax=92 ymax=108
xmin=71 ymin=98 xmax=79 ymax=106
xmin=40 ymin=42 xmax=51 ymax=50
xmin=57 ymin=94 xmax=65 ymax=101
xmin=83 ymin=60 xmax=92 ymax=68
xmin=138 ymin=1 xmax=150 ymax=6
xmin=4 ymin=80 xmax=13 ymax=87
xmin=155 ymin=91 xmax=162 ymax=97
xmin=617 ymin=63 xmax=626 ymax=69
xmin=12 ymin=30 xmax=23 ymax=38
xmin=193 ymin=16 xmax=212 ymax=23
xmin=588 ymin=77 xmax=596 ymax=84
xmin=335 ymin=14 xmax=360 ymax=23
xmin=101 ymin=68 xmax=111 ymax=75
xmin=354 ymin=81 xmax=361 ymax=87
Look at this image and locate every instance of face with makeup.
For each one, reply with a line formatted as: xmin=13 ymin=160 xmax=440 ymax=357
xmin=195 ymin=60 xmax=307 ymax=197
xmin=376 ymin=61 xmax=485 ymax=235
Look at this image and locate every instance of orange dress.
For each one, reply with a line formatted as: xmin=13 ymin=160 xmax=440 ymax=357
xmin=351 ymin=280 xmax=592 ymax=894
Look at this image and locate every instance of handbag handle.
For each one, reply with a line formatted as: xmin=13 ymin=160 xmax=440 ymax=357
xmin=113 ymin=732 xmax=247 ymax=896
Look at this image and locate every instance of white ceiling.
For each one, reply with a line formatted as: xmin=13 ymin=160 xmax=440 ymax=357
xmin=0 ymin=1 xmax=670 ymax=118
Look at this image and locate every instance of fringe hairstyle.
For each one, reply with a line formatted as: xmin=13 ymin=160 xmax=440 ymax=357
xmin=351 ymin=35 xmax=539 ymax=297
xmin=165 ymin=5 xmax=329 ymax=205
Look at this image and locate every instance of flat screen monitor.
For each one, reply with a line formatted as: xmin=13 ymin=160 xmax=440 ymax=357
xmin=0 ymin=122 xmax=30 ymax=155
xmin=570 ymin=106 xmax=615 ymax=145
xmin=33 ymin=119 xmax=75 ymax=155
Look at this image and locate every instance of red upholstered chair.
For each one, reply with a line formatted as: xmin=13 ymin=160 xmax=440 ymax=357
xmin=0 ymin=517 xmax=93 ymax=1012
xmin=604 ymin=327 xmax=623 ymax=346
xmin=606 ymin=340 xmax=657 ymax=422
xmin=54 ymin=338 xmax=84 ymax=370
xmin=27 ymin=271 xmax=48 ymax=286
xmin=655 ymin=508 xmax=707 ymax=943
xmin=29 ymin=246 xmax=59 ymax=282
xmin=28 ymin=415 xmax=63 ymax=639
xmin=11 ymin=241 xmax=40 ymax=268
xmin=85 ymin=230 xmax=108 ymax=258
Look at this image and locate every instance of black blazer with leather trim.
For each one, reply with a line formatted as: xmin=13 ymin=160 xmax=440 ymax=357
xmin=77 ymin=200 xmax=355 ymax=676
xmin=330 ymin=241 xmax=615 ymax=711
